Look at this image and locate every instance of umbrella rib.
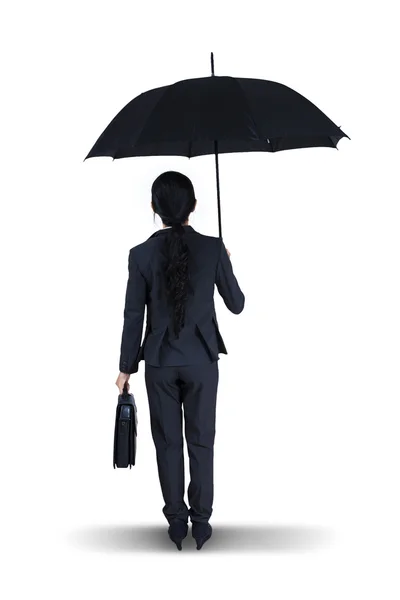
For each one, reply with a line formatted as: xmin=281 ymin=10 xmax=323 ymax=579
xmin=129 ymin=86 xmax=171 ymax=152
xmin=234 ymin=78 xmax=265 ymax=148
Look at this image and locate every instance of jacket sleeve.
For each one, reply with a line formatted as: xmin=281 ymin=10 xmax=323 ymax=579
xmin=119 ymin=249 xmax=147 ymax=374
xmin=215 ymin=238 xmax=245 ymax=314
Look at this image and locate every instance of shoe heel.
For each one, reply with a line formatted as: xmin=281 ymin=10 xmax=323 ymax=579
xmin=168 ymin=520 xmax=188 ymax=550
xmin=192 ymin=523 xmax=212 ymax=550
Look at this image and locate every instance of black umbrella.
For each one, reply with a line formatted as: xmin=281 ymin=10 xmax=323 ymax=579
xmin=84 ymin=53 xmax=350 ymax=238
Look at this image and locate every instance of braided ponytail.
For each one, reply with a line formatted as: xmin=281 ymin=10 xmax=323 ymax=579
xmin=151 ymin=172 xmax=196 ymax=338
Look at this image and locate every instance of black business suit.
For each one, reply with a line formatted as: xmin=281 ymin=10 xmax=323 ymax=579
xmin=119 ymin=224 xmax=245 ymax=523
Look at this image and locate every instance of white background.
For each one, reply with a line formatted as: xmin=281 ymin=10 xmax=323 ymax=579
xmin=1 ymin=0 xmax=399 ymax=598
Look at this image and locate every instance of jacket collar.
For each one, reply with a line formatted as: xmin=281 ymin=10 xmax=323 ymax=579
xmin=148 ymin=225 xmax=196 ymax=239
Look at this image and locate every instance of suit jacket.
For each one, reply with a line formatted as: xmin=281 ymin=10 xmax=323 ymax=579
xmin=119 ymin=225 xmax=245 ymax=374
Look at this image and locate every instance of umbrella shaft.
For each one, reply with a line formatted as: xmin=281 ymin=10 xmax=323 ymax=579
xmin=214 ymin=140 xmax=222 ymax=239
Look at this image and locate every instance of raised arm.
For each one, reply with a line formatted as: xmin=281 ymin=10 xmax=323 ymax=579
xmin=215 ymin=238 xmax=245 ymax=314
xmin=119 ymin=249 xmax=147 ymax=374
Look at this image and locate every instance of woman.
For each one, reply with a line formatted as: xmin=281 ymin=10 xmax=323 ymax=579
xmin=115 ymin=171 xmax=245 ymax=550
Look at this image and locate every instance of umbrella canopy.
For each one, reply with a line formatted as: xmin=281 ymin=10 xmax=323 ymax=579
xmin=84 ymin=53 xmax=350 ymax=237
xmin=84 ymin=75 xmax=349 ymax=159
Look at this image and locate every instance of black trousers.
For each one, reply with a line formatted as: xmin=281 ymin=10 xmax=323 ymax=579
xmin=144 ymin=361 xmax=219 ymax=524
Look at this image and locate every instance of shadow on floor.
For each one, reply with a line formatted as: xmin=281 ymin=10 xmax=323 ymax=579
xmin=66 ymin=523 xmax=334 ymax=553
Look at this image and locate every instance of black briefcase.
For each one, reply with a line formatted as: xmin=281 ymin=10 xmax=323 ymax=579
xmin=113 ymin=383 xmax=138 ymax=468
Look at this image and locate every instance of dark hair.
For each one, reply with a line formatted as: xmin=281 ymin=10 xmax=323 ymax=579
xmin=151 ymin=171 xmax=196 ymax=338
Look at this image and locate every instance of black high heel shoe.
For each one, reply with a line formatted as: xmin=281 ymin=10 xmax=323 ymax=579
xmin=192 ymin=522 xmax=212 ymax=550
xmin=168 ymin=519 xmax=188 ymax=550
